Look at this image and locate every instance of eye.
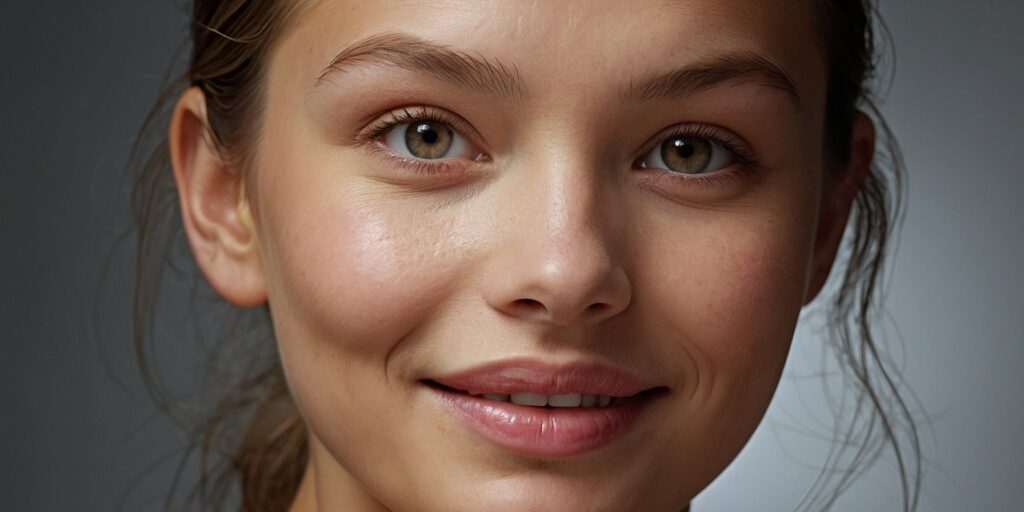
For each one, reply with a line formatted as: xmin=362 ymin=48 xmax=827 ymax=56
xmin=384 ymin=120 xmax=475 ymax=160
xmin=640 ymin=135 xmax=734 ymax=175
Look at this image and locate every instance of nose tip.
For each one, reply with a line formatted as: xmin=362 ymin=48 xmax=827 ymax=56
xmin=487 ymin=244 xmax=632 ymax=327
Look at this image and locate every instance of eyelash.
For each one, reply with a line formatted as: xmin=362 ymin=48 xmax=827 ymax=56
xmin=356 ymin=107 xmax=762 ymax=189
xmin=633 ymin=123 xmax=763 ymax=190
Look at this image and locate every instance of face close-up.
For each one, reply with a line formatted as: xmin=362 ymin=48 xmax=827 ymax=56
xmin=174 ymin=0 xmax=867 ymax=510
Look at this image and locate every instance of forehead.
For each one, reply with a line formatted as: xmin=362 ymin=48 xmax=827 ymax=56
xmin=274 ymin=0 xmax=825 ymax=110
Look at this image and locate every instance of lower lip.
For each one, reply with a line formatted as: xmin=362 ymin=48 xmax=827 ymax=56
xmin=432 ymin=388 xmax=652 ymax=457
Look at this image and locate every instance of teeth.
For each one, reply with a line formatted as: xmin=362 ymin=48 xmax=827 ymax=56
xmin=548 ymin=393 xmax=582 ymax=408
xmin=476 ymin=391 xmax=618 ymax=408
xmin=510 ymin=392 xmax=548 ymax=407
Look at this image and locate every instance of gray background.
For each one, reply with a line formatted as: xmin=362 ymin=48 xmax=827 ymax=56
xmin=2 ymin=1 xmax=1021 ymax=510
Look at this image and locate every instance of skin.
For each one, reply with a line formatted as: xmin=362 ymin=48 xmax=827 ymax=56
xmin=170 ymin=1 xmax=874 ymax=510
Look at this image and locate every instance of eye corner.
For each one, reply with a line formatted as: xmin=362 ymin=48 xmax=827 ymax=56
xmin=630 ymin=155 xmax=648 ymax=170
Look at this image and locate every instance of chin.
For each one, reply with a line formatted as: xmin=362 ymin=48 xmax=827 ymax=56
xmin=451 ymin=474 xmax=667 ymax=512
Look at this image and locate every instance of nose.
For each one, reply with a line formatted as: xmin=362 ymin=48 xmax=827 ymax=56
xmin=481 ymin=162 xmax=631 ymax=327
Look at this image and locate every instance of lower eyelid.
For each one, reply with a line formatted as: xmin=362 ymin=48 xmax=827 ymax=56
xmin=639 ymin=162 xmax=754 ymax=192
xmin=366 ymin=142 xmax=479 ymax=179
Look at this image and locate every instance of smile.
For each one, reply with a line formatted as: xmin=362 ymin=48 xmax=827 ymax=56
xmin=424 ymin=359 xmax=668 ymax=457
xmin=452 ymin=389 xmax=624 ymax=408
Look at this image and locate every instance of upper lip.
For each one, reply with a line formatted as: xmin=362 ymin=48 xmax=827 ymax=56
xmin=426 ymin=358 xmax=661 ymax=397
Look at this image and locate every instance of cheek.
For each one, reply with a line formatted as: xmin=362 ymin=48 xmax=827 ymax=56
xmin=642 ymin=207 xmax=816 ymax=404
xmin=262 ymin=193 xmax=468 ymax=358
xmin=633 ymin=205 xmax=817 ymax=488
xmin=254 ymin=180 xmax=479 ymax=456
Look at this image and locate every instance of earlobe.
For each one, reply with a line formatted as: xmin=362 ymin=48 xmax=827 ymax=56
xmin=169 ymin=87 xmax=268 ymax=307
xmin=803 ymin=111 xmax=876 ymax=305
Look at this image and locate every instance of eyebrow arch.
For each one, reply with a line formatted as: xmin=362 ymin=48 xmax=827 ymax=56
xmin=316 ymin=32 xmax=525 ymax=98
xmin=620 ymin=52 xmax=803 ymax=111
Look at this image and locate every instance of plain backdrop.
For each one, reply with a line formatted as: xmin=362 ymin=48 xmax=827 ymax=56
xmin=3 ymin=1 xmax=1022 ymax=510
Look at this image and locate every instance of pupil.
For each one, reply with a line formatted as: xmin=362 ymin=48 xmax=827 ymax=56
xmin=416 ymin=123 xmax=439 ymax=145
xmin=674 ymin=139 xmax=695 ymax=159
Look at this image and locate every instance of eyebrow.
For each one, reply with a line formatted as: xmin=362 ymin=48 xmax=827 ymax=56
xmin=316 ymin=32 xmax=801 ymax=111
xmin=619 ymin=52 xmax=803 ymax=110
xmin=316 ymin=32 xmax=525 ymax=98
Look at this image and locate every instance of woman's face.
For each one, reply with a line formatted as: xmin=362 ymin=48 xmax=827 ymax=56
xmin=245 ymin=0 xmax=835 ymax=510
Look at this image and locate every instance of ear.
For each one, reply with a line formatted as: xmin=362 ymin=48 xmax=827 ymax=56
xmin=169 ymin=87 xmax=267 ymax=307
xmin=803 ymin=111 xmax=875 ymax=305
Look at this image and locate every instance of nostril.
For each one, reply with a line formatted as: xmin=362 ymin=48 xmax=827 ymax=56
xmin=508 ymin=298 xmax=549 ymax=319
xmin=514 ymin=298 xmax=545 ymax=310
xmin=510 ymin=299 xmax=614 ymax=318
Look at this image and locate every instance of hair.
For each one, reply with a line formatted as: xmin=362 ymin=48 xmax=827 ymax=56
xmin=128 ymin=1 xmax=921 ymax=510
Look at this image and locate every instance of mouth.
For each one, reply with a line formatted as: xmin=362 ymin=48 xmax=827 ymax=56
xmin=423 ymin=359 xmax=668 ymax=457
xmin=423 ymin=380 xmax=660 ymax=408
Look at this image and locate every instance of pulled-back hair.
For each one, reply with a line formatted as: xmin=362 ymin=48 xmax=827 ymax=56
xmin=129 ymin=1 xmax=920 ymax=510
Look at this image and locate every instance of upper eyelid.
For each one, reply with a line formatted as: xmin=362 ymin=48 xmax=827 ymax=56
xmin=636 ymin=123 xmax=757 ymax=166
xmin=361 ymin=106 xmax=483 ymax=150
xmin=640 ymin=123 xmax=745 ymax=152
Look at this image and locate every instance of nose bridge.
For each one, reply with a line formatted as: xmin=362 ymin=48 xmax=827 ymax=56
xmin=535 ymin=158 xmax=607 ymax=270
xmin=522 ymin=117 xmax=614 ymax=249
xmin=484 ymin=149 xmax=631 ymax=327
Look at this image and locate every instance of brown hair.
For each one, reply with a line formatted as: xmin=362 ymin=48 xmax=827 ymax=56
xmin=129 ymin=1 xmax=921 ymax=510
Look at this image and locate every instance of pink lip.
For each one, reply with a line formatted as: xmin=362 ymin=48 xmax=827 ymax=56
xmin=429 ymin=359 xmax=653 ymax=396
xmin=426 ymin=359 xmax=664 ymax=457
